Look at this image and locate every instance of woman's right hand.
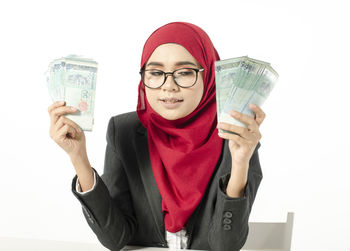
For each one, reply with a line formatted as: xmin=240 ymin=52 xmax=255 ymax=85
xmin=48 ymin=101 xmax=86 ymax=159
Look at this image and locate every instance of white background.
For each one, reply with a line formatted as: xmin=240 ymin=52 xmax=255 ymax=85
xmin=0 ymin=0 xmax=349 ymax=250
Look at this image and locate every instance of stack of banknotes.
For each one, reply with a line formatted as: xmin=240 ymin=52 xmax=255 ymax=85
xmin=215 ymin=56 xmax=278 ymax=133
xmin=46 ymin=55 xmax=98 ymax=131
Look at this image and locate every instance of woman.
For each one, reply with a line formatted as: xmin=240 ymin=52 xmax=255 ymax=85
xmin=48 ymin=22 xmax=265 ymax=251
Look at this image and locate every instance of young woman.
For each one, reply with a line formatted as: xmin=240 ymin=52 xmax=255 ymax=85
xmin=48 ymin=22 xmax=265 ymax=251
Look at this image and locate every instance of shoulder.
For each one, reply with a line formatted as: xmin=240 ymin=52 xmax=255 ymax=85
xmin=106 ymin=111 xmax=146 ymax=148
xmin=109 ymin=111 xmax=142 ymax=130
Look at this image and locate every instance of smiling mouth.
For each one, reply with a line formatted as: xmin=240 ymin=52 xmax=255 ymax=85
xmin=159 ymin=98 xmax=184 ymax=103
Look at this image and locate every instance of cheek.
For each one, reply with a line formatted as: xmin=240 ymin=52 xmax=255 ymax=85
xmin=145 ymin=88 xmax=155 ymax=101
xmin=195 ymin=81 xmax=204 ymax=103
xmin=145 ymin=88 xmax=160 ymax=110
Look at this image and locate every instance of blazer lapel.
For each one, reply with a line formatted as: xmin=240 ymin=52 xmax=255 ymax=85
xmin=135 ymin=125 xmax=166 ymax=241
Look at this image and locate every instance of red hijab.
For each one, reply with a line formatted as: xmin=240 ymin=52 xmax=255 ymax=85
xmin=136 ymin=22 xmax=223 ymax=233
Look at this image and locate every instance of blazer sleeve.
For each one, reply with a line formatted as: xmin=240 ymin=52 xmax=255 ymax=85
xmin=208 ymin=142 xmax=262 ymax=251
xmin=71 ymin=117 xmax=137 ymax=251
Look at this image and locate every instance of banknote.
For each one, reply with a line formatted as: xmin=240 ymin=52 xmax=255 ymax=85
xmin=215 ymin=56 xmax=244 ymax=115
xmin=215 ymin=56 xmax=278 ymax=134
xmin=46 ymin=55 xmax=98 ymax=131
xmin=46 ymin=61 xmax=65 ymax=101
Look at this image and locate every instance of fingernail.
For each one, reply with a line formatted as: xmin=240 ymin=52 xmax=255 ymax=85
xmin=58 ymin=100 xmax=65 ymax=105
xmin=250 ymin=104 xmax=256 ymax=108
xmin=71 ymin=107 xmax=77 ymax=111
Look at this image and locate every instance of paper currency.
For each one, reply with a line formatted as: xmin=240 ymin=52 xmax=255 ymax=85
xmin=46 ymin=55 xmax=98 ymax=131
xmin=215 ymin=56 xmax=278 ymax=134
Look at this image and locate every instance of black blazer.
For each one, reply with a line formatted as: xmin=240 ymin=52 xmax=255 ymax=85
xmin=71 ymin=111 xmax=262 ymax=251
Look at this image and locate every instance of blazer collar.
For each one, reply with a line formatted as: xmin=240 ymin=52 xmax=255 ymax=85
xmin=136 ymin=123 xmax=147 ymax=135
xmin=135 ymin=125 xmax=166 ymax=241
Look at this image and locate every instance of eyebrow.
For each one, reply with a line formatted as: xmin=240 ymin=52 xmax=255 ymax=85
xmin=146 ymin=61 xmax=198 ymax=67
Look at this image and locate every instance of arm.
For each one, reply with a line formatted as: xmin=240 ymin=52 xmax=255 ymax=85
xmin=208 ymin=144 xmax=262 ymax=251
xmin=76 ymin=168 xmax=97 ymax=194
xmin=213 ymin=105 xmax=265 ymax=250
xmin=71 ymin=117 xmax=137 ymax=251
xmin=225 ymin=161 xmax=248 ymax=198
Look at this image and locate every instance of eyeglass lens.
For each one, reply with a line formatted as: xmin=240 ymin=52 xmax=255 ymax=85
xmin=143 ymin=68 xmax=198 ymax=88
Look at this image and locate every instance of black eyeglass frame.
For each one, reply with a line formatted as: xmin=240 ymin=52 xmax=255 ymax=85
xmin=139 ymin=67 xmax=204 ymax=89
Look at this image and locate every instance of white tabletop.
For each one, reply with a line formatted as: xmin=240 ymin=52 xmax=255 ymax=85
xmin=0 ymin=237 xmax=200 ymax=251
xmin=0 ymin=236 xmax=270 ymax=251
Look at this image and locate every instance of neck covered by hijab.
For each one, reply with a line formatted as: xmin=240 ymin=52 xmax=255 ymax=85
xmin=136 ymin=22 xmax=224 ymax=233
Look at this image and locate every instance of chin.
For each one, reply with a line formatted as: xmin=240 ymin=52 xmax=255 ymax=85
xmin=161 ymin=114 xmax=181 ymax=120
xmin=158 ymin=111 xmax=184 ymax=120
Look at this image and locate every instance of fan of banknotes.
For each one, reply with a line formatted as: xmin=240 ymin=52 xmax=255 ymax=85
xmin=46 ymin=55 xmax=98 ymax=131
xmin=215 ymin=56 xmax=278 ymax=134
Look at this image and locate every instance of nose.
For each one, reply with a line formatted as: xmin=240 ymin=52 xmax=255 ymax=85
xmin=162 ymin=73 xmax=179 ymax=91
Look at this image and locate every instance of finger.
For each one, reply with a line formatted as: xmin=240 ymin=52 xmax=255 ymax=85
xmin=48 ymin=100 xmax=65 ymax=114
xmin=50 ymin=105 xmax=78 ymax=126
xmin=217 ymin=122 xmax=254 ymax=140
xmin=229 ymin=110 xmax=259 ymax=131
xmin=218 ymin=131 xmax=246 ymax=146
xmin=56 ymin=124 xmax=76 ymax=140
xmin=55 ymin=124 xmax=69 ymax=141
xmin=249 ymin=104 xmax=266 ymax=126
xmin=55 ymin=116 xmax=82 ymax=134
xmin=67 ymin=126 xmax=76 ymax=139
xmin=55 ymin=116 xmax=65 ymax=132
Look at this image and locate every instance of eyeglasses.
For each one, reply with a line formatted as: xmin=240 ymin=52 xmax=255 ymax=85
xmin=139 ymin=67 xmax=204 ymax=89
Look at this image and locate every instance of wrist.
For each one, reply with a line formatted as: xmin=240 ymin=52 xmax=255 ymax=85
xmin=231 ymin=159 xmax=249 ymax=174
xmin=226 ymin=162 xmax=249 ymax=198
xmin=69 ymin=151 xmax=88 ymax=163
xmin=231 ymin=158 xmax=249 ymax=167
xmin=70 ymin=152 xmax=91 ymax=171
xmin=229 ymin=168 xmax=248 ymax=187
xmin=226 ymin=175 xmax=247 ymax=198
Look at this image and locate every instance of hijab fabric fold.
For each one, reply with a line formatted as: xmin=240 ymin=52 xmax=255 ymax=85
xmin=136 ymin=22 xmax=223 ymax=233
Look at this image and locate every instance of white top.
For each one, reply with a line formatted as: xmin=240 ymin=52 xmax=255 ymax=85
xmin=165 ymin=229 xmax=188 ymax=249
xmin=76 ymin=172 xmax=188 ymax=249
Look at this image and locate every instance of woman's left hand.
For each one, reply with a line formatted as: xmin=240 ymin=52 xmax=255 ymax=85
xmin=217 ymin=104 xmax=266 ymax=166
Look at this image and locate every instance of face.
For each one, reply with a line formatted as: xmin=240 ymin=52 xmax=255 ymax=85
xmin=144 ymin=43 xmax=204 ymax=120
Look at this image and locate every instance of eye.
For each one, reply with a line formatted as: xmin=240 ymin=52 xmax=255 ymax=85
xmin=176 ymin=69 xmax=195 ymax=76
xmin=149 ymin=70 xmax=163 ymax=76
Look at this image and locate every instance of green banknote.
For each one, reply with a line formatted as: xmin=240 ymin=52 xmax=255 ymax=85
xmin=46 ymin=55 xmax=98 ymax=131
xmin=215 ymin=56 xmax=245 ymax=115
xmin=46 ymin=61 xmax=65 ymax=101
xmin=215 ymin=56 xmax=278 ymax=133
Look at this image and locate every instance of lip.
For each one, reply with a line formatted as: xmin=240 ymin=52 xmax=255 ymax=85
xmin=159 ymin=98 xmax=184 ymax=109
